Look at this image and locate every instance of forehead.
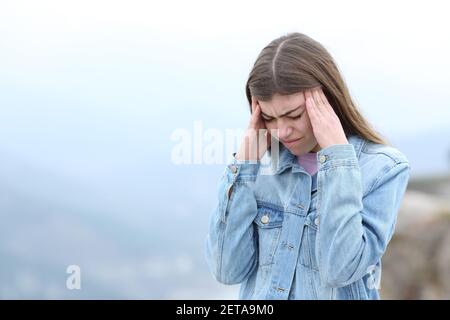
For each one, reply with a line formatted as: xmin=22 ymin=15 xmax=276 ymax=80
xmin=259 ymin=92 xmax=305 ymax=114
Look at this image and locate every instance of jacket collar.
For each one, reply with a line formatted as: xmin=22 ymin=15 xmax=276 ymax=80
xmin=264 ymin=134 xmax=366 ymax=175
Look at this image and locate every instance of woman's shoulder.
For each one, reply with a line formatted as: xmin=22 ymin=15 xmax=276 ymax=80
xmin=360 ymin=139 xmax=409 ymax=167
xmin=357 ymin=138 xmax=411 ymax=193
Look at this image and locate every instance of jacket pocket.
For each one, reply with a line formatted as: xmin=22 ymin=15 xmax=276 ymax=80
xmin=298 ymin=201 xmax=320 ymax=271
xmin=298 ymin=224 xmax=319 ymax=271
xmin=253 ymin=201 xmax=284 ymax=266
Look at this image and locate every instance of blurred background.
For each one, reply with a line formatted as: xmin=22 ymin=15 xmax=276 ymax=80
xmin=0 ymin=0 xmax=449 ymax=299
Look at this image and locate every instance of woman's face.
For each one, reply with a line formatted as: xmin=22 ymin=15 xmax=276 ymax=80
xmin=258 ymin=91 xmax=321 ymax=156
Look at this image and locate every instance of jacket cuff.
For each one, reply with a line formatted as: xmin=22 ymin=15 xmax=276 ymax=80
xmin=225 ymin=153 xmax=260 ymax=180
xmin=317 ymin=143 xmax=358 ymax=170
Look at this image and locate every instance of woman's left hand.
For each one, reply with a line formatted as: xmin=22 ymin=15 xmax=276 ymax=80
xmin=305 ymin=87 xmax=348 ymax=149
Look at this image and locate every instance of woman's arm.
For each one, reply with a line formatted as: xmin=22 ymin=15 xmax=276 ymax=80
xmin=204 ymin=159 xmax=260 ymax=285
xmin=315 ymin=144 xmax=410 ymax=288
xmin=205 ymin=96 xmax=269 ymax=285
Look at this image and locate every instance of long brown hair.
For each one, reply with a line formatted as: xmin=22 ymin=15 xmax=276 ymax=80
xmin=245 ymin=32 xmax=388 ymax=145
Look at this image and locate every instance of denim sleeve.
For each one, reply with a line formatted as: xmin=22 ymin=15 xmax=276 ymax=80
xmin=204 ymin=157 xmax=260 ymax=285
xmin=315 ymin=144 xmax=410 ymax=288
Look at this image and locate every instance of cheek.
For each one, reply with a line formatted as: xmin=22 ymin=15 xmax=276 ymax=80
xmin=292 ymin=117 xmax=310 ymax=133
xmin=303 ymin=118 xmax=313 ymax=132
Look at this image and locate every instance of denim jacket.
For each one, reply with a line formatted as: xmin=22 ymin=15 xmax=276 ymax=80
xmin=205 ymin=134 xmax=410 ymax=299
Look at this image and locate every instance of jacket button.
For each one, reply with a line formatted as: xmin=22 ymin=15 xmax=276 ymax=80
xmin=314 ymin=217 xmax=319 ymax=226
xmin=319 ymin=155 xmax=327 ymax=163
xmin=229 ymin=165 xmax=238 ymax=174
xmin=261 ymin=214 xmax=270 ymax=224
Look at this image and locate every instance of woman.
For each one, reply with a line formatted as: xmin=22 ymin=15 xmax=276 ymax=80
xmin=205 ymin=32 xmax=410 ymax=299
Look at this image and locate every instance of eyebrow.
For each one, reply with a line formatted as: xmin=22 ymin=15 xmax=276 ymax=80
xmin=261 ymin=105 xmax=304 ymax=119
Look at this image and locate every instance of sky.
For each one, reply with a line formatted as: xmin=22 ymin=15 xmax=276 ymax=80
xmin=1 ymin=0 xmax=450 ymax=133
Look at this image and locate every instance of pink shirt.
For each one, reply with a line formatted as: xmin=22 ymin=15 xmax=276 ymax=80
xmin=297 ymin=152 xmax=318 ymax=176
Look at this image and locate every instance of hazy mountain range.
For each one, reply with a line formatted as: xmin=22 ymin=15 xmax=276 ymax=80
xmin=0 ymin=126 xmax=448 ymax=298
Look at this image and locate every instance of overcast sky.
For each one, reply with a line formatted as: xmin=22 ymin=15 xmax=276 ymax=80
xmin=0 ymin=0 xmax=449 ymax=170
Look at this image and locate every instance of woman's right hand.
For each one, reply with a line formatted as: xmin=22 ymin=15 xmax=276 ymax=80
xmin=235 ymin=96 xmax=271 ymax=161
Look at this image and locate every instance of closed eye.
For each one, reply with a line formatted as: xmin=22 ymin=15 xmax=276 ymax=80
xmin=289 ymin=111 xmax=304 ymax=119
xmin=261 ymin=108 xmax=304 ymax=122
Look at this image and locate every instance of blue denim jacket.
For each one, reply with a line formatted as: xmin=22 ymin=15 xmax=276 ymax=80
xmin=205 ymin=134 xmax=410 ymax=299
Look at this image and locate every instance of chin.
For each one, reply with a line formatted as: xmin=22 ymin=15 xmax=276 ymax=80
xmin=286 ymin=141 xmax=316 ymax=156
xmin=284 ymin=143 xmax=302 ymax=156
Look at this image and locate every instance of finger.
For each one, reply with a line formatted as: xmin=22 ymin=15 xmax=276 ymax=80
xmin=317 ymin=87 xmax=328 ymax=103
xmin=250 ymin=104 xmax=260 ymax=126
xmin=304 ymin=90 xmax=315 ymax=110
xmin=305 ymin=94 xmax=319 ymax=128
xmin=306 ymin=89 xmax=322 ymax=115
xmin=250 ymin=96 xmax=259 ymax=117
xmin=318 ymin=88 xmax=328 ymax=104
xmin=304 ymin=89 xmax=312 ymax=102
xmin=306 ymin=89 xmax=323 ymax=119
xmin=252 ymin=105 xmax=259 ymax=121
xmin=312 ymin=89 xmax=326 ymax=115
xmin=251 ymin=96 xmax=257 ymax=113
xmin=319 ymin=89 xmax=336 ymax=116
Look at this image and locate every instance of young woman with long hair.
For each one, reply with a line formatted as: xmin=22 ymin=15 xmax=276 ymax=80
xmin=205 ymin=32 xmax=410 ymax=300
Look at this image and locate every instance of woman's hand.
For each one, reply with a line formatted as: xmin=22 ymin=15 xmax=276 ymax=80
xmin=305 ymin=87 xmax=348 ymax=149
xmin=235 ymin=96 xmax=271 ymax=161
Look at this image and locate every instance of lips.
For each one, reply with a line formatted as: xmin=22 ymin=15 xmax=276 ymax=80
xmin=281 ymin=137 xmax=302 ymax=144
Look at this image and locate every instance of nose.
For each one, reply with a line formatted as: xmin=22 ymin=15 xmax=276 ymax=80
xmin=277 ymin=123 xmax=294 ymax=141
